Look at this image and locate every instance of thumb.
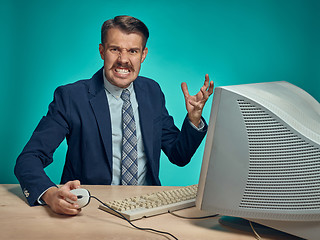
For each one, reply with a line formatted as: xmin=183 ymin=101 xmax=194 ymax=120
xmin=181 ymin=82 xmax=189 ymax=98
xmin=67 ymin=180 xmax=81 ymax=190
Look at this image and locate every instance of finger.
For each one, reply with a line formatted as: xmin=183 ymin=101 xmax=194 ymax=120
xmin=67 ymin=180 xmax=81 ymax=189
xmin=60 ymin=180 xmax=81 ymax=200
xmin=181 ymin=82 xmax=190 ymax=98
xmin=58 ymin=187 xmax=77 ymax=202
xmin=50 ymin=196 xmax=81 ymax=215
xmin=59 ymin=200 xmax=82 ymax=215
xmin=201 ymin=80 xmax=214 ymax=98
xmin=57 ymin=207 xmax=81 ymax=216
xmin=203 ymin=74 xmax=210 ymax=89
xmin=208 ymin=80 xmax=214 ymax=95
xmin=200 ymin=86 xmax=210 ymax=100
xmin=62 ymin=197 xmax=79 ymax=208
xmin=64 ymin=208 xmax=81 ymax=216
xmin=188 ymin=99 xmax=203 ymax=109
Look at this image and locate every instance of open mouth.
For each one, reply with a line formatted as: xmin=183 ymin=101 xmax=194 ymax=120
xmin=115 ymin=68 xmax=130 ymax=74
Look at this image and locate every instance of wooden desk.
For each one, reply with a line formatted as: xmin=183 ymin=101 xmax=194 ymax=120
xmin=0 ymin=185 xmax=302 ymax=240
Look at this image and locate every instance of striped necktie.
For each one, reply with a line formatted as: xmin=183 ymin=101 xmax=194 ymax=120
xmin=120 ymin=89 xmax=138 ymax=185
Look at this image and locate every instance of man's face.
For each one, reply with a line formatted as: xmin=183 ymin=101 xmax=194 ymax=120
xmin=99 ymin=28 xmax=148 ymax=88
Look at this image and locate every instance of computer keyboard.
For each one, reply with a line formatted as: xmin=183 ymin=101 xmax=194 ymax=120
xmin=99 ymin=185 xmax=198 ymax=221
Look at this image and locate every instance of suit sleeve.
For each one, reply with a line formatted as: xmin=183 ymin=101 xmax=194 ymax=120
xmin=160 ymin=91 xmax=208 ymax=167
xmin=14 ymin=86 xmax=70 ymax=206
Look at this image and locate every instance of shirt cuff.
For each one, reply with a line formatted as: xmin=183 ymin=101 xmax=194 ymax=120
xmin=188 ymin=118 xmax=205 ymax=131
xmin=37 ymin=186 xmax=58 ymax=205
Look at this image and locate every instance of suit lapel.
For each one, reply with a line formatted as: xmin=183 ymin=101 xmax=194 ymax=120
xmin=134 ymin=79 xmax=154 ymax=163
xmin=88 ymin=69 xmax=113 ymax=169
xmin=87 ymin=71 xmax=154 ymax=171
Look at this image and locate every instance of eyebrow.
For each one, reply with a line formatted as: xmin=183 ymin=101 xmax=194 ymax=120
xmin=129 ymin=47 xmax=141 ymax=52
xmin=107 ymin=45 xmax=142 ymax=52
xmin=107 ymin=45 xmax=141 ymax=50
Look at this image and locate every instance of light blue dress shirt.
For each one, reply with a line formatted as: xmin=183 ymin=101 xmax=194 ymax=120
xmin=103 ymin=70 xmax=150 ymax=185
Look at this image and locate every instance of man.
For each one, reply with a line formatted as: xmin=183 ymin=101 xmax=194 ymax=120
xmin=14 ymin=16 xmax=214 ymax=215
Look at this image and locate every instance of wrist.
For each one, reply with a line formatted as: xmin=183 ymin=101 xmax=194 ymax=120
xmin=41 ymin=187 xmax=58 ymax=205
xmin=188 ymin=115 xmax=201 ymax=128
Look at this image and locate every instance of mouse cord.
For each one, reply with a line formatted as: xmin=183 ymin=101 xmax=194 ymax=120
xmin=168 ymin=210 xmax=219 ymax=219
xmin=249 ymin=221 xmax=262 ymax=240
xmin=90 ymin=196 xmax=178 ymax=240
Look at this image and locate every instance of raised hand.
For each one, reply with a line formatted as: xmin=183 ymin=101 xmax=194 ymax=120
xmin=181 ymin=74 xmax=214 ymax=127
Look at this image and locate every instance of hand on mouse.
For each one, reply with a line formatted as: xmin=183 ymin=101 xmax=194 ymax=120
xmin=42 ymin=180 xmax=82 ymax=215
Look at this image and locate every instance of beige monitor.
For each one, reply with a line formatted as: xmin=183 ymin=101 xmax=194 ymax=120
xmin=196 ymin=81 xmax=320 ymax=240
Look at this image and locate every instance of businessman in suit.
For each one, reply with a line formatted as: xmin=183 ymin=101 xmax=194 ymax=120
xmin=14 ymin=15 xmax=214 ymax=215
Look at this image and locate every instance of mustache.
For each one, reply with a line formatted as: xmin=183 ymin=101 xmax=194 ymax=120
xmin=111 ymin=63 xmax=134 ymax=72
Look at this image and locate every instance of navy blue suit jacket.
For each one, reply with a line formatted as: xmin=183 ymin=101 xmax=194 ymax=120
xmin=15 ymin=68 xmax=207 ymax=206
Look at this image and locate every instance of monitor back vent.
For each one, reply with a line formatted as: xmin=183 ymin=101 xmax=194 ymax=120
xmin=237 ymin=99 xmax=320 ymax=211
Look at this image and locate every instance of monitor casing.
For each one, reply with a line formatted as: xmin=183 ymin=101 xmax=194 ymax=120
xmin=196 ymin=81 xmax=320 ymax=240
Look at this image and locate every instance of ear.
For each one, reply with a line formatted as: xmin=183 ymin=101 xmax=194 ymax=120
xmin=141 ymin=47 xmax=148 ymax=63
xmin=99 ymin=44 xmax=105 ymax=60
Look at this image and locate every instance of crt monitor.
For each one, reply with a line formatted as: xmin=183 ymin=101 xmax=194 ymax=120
xmin=196 ymin=81 xmax=320 ymax=240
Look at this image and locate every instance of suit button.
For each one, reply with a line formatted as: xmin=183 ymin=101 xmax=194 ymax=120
xmin=23 ymin=189 xmax=30 ymax=198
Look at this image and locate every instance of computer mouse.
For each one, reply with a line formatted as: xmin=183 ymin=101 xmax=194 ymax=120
xmin=67 ymin=188 xmax=91 ymax=208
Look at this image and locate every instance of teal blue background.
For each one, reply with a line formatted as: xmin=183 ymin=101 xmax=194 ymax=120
xmin=1 ymin=0 xmax=319 ymax=185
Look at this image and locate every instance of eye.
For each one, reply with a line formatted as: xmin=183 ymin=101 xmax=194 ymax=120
xmin=129 ymin=49 xmax=138 ymax=54
xmin=109 ymin=48 xmax=119 ymax=53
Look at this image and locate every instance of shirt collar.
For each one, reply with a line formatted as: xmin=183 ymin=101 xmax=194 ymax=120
xmin=103 ymin=68 xmax=134 ymax=100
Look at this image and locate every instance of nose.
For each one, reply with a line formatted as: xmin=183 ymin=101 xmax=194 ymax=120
xmin=118 ymin=49 xmax=129 ymax=64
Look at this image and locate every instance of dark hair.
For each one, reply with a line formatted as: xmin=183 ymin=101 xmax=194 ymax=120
xmin=101 ymin=15 xmax=149 ymax=48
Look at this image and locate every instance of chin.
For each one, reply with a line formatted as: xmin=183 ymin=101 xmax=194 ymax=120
xmin=113 ymin=79 xmax=134 ymax=88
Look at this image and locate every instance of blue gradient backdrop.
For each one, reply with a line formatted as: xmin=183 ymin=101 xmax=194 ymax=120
xmin=1 ymin=0 xmax=319 ymax=185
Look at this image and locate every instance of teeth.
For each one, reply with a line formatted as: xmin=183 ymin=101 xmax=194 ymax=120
xmin=116 ymin=68 xmax=129 ymax=73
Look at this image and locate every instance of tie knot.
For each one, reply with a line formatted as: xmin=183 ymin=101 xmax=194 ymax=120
xmin=121 ymin=89 xmax=130 ymax=102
